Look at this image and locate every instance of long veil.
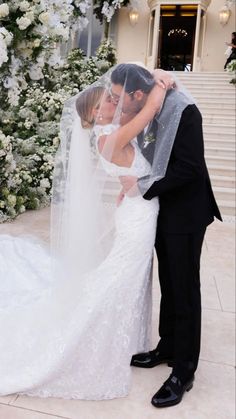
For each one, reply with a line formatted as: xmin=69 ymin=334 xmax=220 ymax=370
xmin=0 ymin=64 xmax=196 ymax=398
xmin=50 ymin=72 xmax=118 ymax=285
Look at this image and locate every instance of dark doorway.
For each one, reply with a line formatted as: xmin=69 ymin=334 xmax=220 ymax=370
xmin=158 ymin=4 xmax=197 ymax=71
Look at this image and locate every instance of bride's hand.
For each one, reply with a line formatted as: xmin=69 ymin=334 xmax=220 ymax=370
xmin=152 ymin=69 xmax=176 ymax=90
xmin=119 ymin=176 xmax=139 ymax=197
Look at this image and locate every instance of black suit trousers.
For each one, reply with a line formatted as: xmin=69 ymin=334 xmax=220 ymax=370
xmin=155 ymin=225 xmax=206 ymax=381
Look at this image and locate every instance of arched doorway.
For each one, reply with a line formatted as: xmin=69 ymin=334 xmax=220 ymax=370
xmin=146 ymin=0 xmax=210 ymax=71
xmin=158 ymin=5 xmax=198 ymax=71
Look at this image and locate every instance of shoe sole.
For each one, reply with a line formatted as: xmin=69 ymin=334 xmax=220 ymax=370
xmin=131 ymin=359 xmax=173 ymax=368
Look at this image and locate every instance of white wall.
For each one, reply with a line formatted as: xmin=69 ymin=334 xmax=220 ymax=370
xmin=116 ymin=5 xmax=150 ymax=65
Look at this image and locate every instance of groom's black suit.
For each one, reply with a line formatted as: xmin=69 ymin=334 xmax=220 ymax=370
xmin=139 ymin=103 xmax=222 ymax=382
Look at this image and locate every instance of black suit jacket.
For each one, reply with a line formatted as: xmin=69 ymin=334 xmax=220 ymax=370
xmin=142 ymin=104 xmax=222 ymax=233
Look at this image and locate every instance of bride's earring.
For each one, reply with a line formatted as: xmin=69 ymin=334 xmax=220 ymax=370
xmin=98 ymin=114 xmax=103 ymax=121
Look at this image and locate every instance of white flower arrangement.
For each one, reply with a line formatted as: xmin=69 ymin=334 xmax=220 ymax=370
xmin=0 ymin=2 xmax=118 ymax=223
xmin=0 ymin=0 xmax=91 ymax=105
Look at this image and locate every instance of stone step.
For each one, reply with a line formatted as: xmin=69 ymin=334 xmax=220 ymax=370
xmin=204 ymin=131 xmax=235 ymax=141
xmin=195 ymin=96 xmax=235 ymax=104
xmin=199 ymin=103 xmax=235 ymax=111
xmin=203 ymin=123 xmax=235 ymax=138
xmin=189 ymin=90 xmax=235 ymax=99
xmin=176 ymin=72 xmax=235 ymax=217
xmin=198 ymin=103 xmax=235 ymax=118
xmin=203 ymin=123 xmax=235 ymax=134
xmin=211 ymin=175 xmax=235 ymax=188
xmin=177 ymin=79 xmax=234 ymax=86
xmin=205 ymin=155 xmax=235 ymax=167
xmin=204 ymin=138 xmax=235 ymax=148
xmin=180 ymin=80 xmax=235 ymax=90
xmin=213 ymin=186 xmax=235 ymax=202
xmin=203 ymin=115 xmax=236 ymax=125
xmin=217 ymin=200 xmax=236 ymax=216
xmin=205 ymin=146 xmax=235 ymax=157
xmin=207 ymin=164 xmax=235 ymax=177
xmin=180 ymin=82 xmax=234 ymax=88
xmin=174 ymin=71 xmax=233 ymax=79
xmin=97 ymin=181 xmax=120 ymax=193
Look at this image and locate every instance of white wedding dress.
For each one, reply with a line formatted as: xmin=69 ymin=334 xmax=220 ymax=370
xmin=0 ymin=127 xmax=159 ymax=400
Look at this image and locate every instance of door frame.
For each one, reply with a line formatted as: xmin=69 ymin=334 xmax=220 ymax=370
xmin=146 ymin=0 xmax=211 ymax=70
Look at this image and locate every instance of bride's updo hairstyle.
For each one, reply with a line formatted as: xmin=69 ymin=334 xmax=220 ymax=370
xmin=76 ymin=86 xmax=105 ymax=129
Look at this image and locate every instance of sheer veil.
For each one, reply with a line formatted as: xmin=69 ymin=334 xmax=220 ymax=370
xmin=50 ymin=64 xmax=195 ymax=287
xmin=0 ymin=64 xmax=197 ymax=398
xmin=51 ymin=72 xmax=118 ymax=285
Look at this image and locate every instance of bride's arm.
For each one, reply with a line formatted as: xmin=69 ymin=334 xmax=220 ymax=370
xmin=98 ymin=84 xmax=166 ymax=155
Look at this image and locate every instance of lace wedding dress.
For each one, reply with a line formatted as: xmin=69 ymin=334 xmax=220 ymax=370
xmin=0 ymin=125 xmax=159 ymax=400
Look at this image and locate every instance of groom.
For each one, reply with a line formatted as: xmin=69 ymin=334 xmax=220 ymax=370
xmin=110 ymin=64 xmax=222 ymax=408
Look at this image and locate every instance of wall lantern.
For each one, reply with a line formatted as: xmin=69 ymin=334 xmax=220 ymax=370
xmin=219 ymin=5 xmax=231 ymax=25
xmin=129 ymin=8 xmax=139 ymax=26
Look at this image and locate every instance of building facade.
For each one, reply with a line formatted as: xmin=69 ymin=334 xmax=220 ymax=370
xmin=115 ymin=0 xmax=236 ymax=71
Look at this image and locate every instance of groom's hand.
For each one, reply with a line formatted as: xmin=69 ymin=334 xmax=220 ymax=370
xmin=119 ymin=176 xmax=139 ymax=197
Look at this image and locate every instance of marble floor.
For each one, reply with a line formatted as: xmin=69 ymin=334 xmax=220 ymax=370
xmin=0 ymin=208 xmax=235 ymax=419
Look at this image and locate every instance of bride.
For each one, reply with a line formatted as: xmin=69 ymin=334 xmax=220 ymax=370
xmin=0 ymin=67 xmax=177 ymax=400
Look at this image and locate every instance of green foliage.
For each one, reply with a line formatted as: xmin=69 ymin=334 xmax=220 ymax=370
xmin=226 ymin=60 xmax=236 ymax=85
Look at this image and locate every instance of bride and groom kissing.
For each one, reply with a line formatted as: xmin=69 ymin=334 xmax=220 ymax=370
xmin=0 ymin=63 xmax=221 ymax=407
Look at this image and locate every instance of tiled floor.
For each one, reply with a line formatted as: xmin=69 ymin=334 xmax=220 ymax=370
xmin=0 ymin=208 xmax=235 ymax=419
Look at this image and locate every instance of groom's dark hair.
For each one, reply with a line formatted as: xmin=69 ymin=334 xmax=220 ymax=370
xmin=111 ymin=63 xmax=155 ymax=94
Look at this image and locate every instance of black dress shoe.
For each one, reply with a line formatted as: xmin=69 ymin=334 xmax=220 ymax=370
xmin=130 ymin=349 xmax=173 ymax=368
xmin=151 ymin=374 xmax=194 ymax=408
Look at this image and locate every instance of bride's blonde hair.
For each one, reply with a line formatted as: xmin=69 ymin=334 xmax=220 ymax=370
xmin=76 ymin=86 xmax=105 ymax=129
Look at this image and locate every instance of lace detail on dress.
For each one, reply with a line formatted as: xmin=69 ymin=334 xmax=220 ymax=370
xmin=0 ymin=123 xmax=159 ymax=400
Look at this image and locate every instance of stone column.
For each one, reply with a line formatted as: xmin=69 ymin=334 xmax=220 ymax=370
xmin=192 ymin=4 xmax=202 ymax=71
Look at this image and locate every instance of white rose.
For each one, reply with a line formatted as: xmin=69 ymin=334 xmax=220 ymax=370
xmin=25 ymin=11 xmax=34 ymax=23
xmin=29 ymin=64 xmax=44 ymax=80
xmin=40 ymin=178 xmax=50 ymax=189
xmin=19 ymin=1 xmax=30 ymax=12
xmin=48 ymin=51 xmax=63 ymax=67
xmin=16 ymin=16 xmax=32 ymax=30
xmin=0 ymin=3 xmax=9 ymax=18
xmin=53 ymin=137 xmax=60 ymax=147
xmin=33 ymin=38 xmax=41 ymax=48
xmin=38 ymin=12 xmax=50 ymax=25
xmin=78 ymin=1 xmax=90 ymax=15
xmin=0 ymin=38 xmax=8 ymax=66
xmin=53 ymin=25 xmax=69 ymax=40
xmin=7 ymin=89 xmax=20 ymax=106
